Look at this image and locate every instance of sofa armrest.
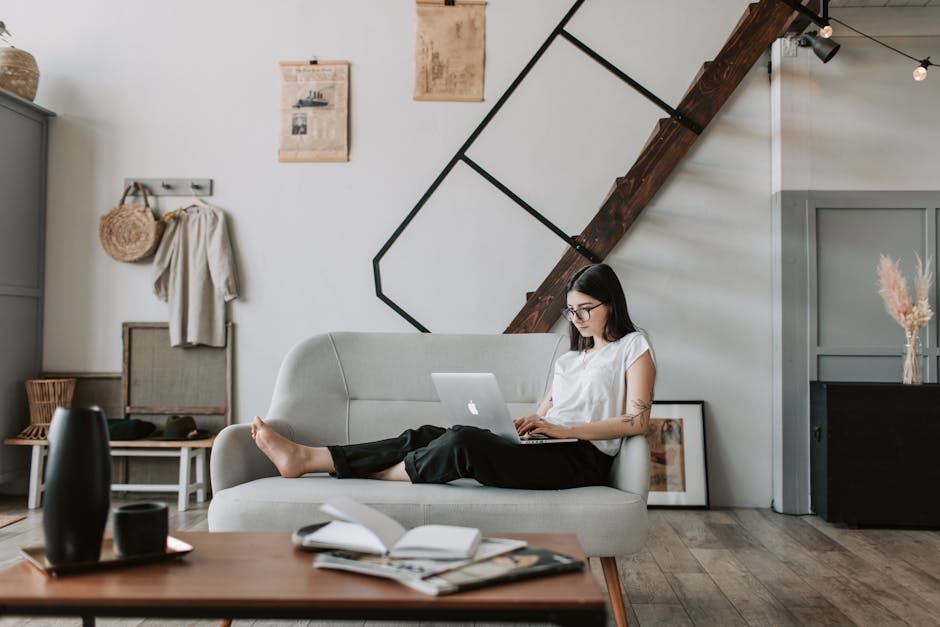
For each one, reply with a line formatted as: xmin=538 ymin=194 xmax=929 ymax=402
xmin=608 ymin=434 xmax=650 ymax=499
xmin=210 ymin=420 xmax=296 ymax=493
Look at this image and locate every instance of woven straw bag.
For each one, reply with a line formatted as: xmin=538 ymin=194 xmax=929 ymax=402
xmin=99 ymin=183 xmax=165 ymax=262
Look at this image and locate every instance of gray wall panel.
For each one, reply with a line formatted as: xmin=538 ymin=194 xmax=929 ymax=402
xmin=775 ymin=191 xmax=940 ymax=515
xmin=0 ymin=92 xmax=52 ymax=489
xmin=817 ymin=355 xmax=920 ymax=382
xmin=816 ymin=208 xmax=926 ymax=348
xmin=0 ymin=105 xmax=42 ymax=289
xmin=0 ymin=295 xmax=40 ymax=476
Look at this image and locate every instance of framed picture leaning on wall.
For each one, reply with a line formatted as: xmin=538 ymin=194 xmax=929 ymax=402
xmin=644 ymin=400 xmax=709 ymax=509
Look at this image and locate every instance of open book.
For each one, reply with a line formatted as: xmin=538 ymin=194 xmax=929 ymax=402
xmin=294 ymin=496 xmax=482 ymax=559
xmin=313 ymin=536 xmax=528 ymax=583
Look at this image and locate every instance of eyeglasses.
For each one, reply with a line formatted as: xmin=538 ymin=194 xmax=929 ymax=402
xmin=561 ymin=302 xmax=606 ymax=322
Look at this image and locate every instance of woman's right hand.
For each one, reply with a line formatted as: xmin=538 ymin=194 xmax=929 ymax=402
xmin=514 ymin=413 xmax=543 ymax=435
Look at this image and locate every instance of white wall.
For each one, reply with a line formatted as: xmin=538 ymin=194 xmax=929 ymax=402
xmin=9 ymin=0 xmax=931 ymax=507
xmin=774 ymin=7 xmax=940 ymax=191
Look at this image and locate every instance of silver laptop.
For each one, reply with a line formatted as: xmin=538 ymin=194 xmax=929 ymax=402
xmin=431 ymin=373 xmax=578 ymax=445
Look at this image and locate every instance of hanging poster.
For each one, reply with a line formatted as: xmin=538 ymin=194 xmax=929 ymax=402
xmin=278 ymin=61 xmax=349 ymax=162
xmin=414 ymin=0 xmax=486 ymax=102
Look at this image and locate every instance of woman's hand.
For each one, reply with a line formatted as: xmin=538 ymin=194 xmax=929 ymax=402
xmin=513 ymin=414 xmax=543 ymax=435
xmin=527 ymin=421 xmax=574 ymax=439
xmin=515 ymin=415 xmax=575 ymax=439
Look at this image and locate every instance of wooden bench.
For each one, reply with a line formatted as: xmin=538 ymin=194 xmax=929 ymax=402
xmin=3 ymin=437 xmax=214 ymax=512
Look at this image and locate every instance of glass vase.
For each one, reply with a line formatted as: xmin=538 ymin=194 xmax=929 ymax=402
xmin=902 ymin=329 xmax=923 ymax=385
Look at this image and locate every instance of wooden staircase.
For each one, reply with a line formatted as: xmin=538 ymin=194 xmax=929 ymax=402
xmin=506 ymin=0 xmax=817 ymax=333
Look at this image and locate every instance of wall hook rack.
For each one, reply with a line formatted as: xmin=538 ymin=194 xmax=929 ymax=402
xmin=123 ymin=178 xmax=213 ymax=197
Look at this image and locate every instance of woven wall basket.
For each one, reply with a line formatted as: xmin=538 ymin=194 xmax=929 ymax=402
xmin=99 ymin=182 xmax=165 ymax=262
xmin=18 ymin=378 xmax=76 ymax=440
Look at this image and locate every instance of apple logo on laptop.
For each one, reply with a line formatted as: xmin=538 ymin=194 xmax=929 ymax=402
xmin=467 ymin=400 xmax=479 ymax=415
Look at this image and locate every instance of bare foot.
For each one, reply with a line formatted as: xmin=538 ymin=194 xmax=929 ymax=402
xmin=251 ymin=416 xmax=320 ymax=478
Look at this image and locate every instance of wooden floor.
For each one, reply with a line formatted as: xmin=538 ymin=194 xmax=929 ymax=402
xmin=1 ymin=495 xmax=938 ymax=626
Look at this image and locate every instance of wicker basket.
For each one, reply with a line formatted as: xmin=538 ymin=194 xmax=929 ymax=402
xmin=18 ymin=378 xmax=77 ymax=440
xmin=0 ymin=48 xmax=40 ymax=102
xmin=99 ymin=183 xmax=165 ymax=262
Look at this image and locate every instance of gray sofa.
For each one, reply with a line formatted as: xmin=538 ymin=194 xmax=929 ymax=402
xmin=209 ymin=332 xmax=649 ymax=624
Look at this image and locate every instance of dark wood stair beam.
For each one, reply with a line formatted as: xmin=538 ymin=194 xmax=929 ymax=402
xmin=780 ymin=0 xmax=821 ymax=36
xmin=505 ymin=0 xmax=812 ymax=334
xmin=784 ymin=4 xmax=820 ymax=36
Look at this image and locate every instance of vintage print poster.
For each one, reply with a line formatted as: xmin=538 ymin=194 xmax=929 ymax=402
xmin=414 ymin=0 xmax=486 ymax=101
xmin=279 ymin=61 xmax=349 ymax=162
xmin=645 ymin=402 xmax=708 ymax=508
xmin=646 ymin=418 xmax=687 ymax=493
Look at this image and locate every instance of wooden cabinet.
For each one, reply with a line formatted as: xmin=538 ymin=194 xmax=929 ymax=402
xmin=0 ymin=89 xmax=54 ymax=486
xmin=810 ymin=381 xmax=940 ymax=526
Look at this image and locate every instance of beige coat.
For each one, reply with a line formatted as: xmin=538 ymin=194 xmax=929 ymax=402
xmin=152 ymin=206 xmax=238 ymax=347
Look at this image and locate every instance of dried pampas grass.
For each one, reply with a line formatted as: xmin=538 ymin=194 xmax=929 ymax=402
xmin=877 ymin=253 xmax=934 ymax=384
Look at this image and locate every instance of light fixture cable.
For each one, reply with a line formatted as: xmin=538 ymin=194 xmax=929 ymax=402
xmin=828 ymin=17 xmax=934 ymax=80
xmin=779 ymin=0 xmax=936 ymax=80
xmin=829 ymin=17 xmax=929 ymax=65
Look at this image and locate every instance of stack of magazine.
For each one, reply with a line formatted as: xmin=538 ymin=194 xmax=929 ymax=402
xmin=294 ymin=496 xmax=584 ymax=595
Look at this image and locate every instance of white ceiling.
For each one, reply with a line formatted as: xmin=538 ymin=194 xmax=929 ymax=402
xmin=828 ymin=1 xmax=938 ymax=6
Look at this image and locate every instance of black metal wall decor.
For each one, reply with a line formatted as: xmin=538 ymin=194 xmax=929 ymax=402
xmin=374 ymin=0 xmax=701 ymax=332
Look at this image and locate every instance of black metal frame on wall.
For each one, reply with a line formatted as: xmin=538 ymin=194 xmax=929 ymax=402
xmin=373 ymin=0 xmax=702 ymax=332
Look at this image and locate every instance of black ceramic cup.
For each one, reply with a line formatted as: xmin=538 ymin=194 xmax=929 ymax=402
xmin=112 ymin=502 xmax=168 ymax=557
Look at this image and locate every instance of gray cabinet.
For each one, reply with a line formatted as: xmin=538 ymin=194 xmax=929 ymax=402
xmin=0 ymin=89 xmax=54 ymax=487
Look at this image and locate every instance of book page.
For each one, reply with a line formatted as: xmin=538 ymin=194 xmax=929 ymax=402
xmin=391 ymin=524 xmax=481 ymax=558
xmin=302 ymin=520 xmax=387 ymax=554
xmin=320 ymin=496 xmax=406 ymax=550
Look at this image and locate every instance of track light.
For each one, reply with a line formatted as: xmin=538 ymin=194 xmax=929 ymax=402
xmin=800 ymin=31 xmax=841 ymax=64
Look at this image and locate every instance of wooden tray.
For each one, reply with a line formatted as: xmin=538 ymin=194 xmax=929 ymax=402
xmin=21 ymin=535 xmax=193 ymax=577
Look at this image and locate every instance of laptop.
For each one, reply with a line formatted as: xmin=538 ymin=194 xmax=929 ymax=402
xmin=431 ymin=373 xmax=578 ymax=445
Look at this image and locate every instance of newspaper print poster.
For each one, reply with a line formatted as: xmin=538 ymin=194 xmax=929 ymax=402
xmin=278 ymin=61 xmax=349 ymax=162
xmin=646 ymin=418 xmax=686 ymax=493
xmin=414 ymin=0 xmax=486 ymax=101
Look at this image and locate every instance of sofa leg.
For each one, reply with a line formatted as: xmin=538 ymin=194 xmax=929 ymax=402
xmin=218 ymin=620 xmax=232 ymax=627
xmin=600 ymin=556 xmax=629 ymax=627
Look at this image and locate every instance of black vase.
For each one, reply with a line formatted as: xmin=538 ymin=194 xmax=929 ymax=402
xmin=43 ymin=406 xmax=111 ymax=565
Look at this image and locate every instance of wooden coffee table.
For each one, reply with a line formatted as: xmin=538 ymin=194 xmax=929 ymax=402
xmin=0 ymin=532 xmax=606 ymax=627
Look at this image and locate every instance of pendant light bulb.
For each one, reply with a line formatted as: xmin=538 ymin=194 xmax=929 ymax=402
xmin=819 ymin=24 xmax=833 ymax=39
xmin=913 ymin=63 xmax=928 ymax=81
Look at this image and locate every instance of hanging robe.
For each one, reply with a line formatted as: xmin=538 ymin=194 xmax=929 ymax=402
xmin=152 ymin=205 xmax=238 ymax=347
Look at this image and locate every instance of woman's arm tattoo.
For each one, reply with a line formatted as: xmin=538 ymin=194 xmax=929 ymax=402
xmin=622 ymin=399 xmax=652 ymax=425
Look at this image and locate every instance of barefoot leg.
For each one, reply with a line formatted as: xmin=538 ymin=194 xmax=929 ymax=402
xmin=251 ymin=416 xmax=334 ymax=477
xmin=367 ymin=461 xmax=410 ymax=482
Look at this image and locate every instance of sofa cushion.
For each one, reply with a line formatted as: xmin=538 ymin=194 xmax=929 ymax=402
xmin=266 ymin=333 xmax=568 ymax=446
xmin=208 ymin=475 xmax=648 ymax=556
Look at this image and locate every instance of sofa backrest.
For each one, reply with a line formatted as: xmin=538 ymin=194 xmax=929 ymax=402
xmin=266 ymin=332 xmax=569 ymax=446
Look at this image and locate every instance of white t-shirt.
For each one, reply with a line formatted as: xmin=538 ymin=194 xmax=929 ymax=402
xmin=543 ymin=331 xmax=654 ymax=455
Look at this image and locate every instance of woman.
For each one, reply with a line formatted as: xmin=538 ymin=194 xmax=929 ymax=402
xmin=252 ymin=263 xmax=655 ymax=490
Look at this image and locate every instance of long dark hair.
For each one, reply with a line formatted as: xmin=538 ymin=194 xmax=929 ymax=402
xmin=565 ymin=263 xmax=637 ymax=351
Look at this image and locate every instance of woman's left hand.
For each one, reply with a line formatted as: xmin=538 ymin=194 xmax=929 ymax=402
xmin=526 ymin=421 xmax=575 ymax=440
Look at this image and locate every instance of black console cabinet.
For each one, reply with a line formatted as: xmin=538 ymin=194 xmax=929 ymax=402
xmin=810 ymin=382 xmax=940 ymax=527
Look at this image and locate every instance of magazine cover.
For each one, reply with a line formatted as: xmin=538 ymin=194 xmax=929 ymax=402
xmin=406 ymin=546 xmax=584 ymax=595
xmin=314 ymin=537 xmax=528 ymax=582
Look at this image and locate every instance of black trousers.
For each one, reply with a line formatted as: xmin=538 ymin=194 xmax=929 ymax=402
xmin=327 ymin=425 xmax=613 ymax=490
